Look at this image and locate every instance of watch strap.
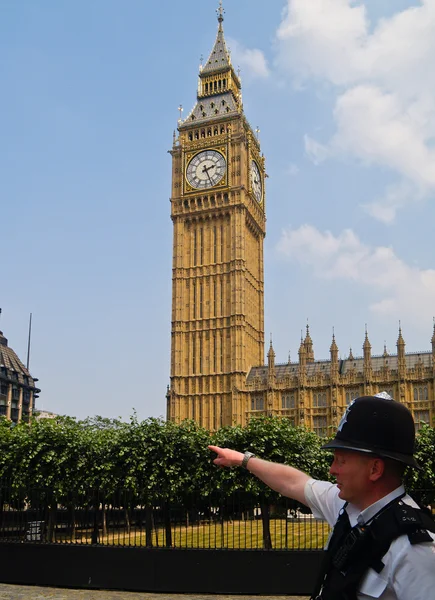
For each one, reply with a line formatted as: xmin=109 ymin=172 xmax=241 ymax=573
xmin=241 ymin=451 xmax=256 ymax=469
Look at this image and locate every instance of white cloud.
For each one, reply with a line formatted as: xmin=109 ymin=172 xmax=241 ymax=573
xmin=363 ymin=181 xmax=423 ymax=224
xmin=277 ymin=224 xmax=435 ymax=321
xmin=328 ymin=86 xmax=435 ymax=184
xmin=304 ymin=135 xmax=329 ymax=164
xmin=228 ymin=38 xmax=269 ymax=79
xmin=276 ymin=0 xmax=369 ymax=85
xmin=275 ymin=0 xmax=435 ymax=220
xmin=287 ymin=163 xmax=300 ymax=176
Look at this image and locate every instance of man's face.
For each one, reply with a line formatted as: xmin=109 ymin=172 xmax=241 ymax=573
xmin=329 ymin=449 xmax=376 ymax=507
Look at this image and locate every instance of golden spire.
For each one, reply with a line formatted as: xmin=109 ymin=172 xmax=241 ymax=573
xmin=397 ymin=321 xmax=405 ymax=347
xmin=267 ymin=334 xmax=275 ymax=358
xmin=201 ymin=1 xmax=231 ymax=75
xmin=330 ymin=329 xmax=338 ymax=354
xmin=363 ymin=325 xmax=371 ymax=350
xmin=298 ymin=331 xmax=305 ymax=355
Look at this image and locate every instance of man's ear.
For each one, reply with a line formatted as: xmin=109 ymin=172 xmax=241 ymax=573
xmin=369 ymin=457 xmax=385 ymax=482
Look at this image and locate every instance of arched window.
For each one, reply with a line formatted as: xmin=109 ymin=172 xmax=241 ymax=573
xmin=345 ymin=388 xmax=359 ymax=405
xmin=414 ymin=409 xmax=430 ymax=431
xmin=313 ymin=416 xmax=327 ymax=437
xmin=417 ymin=386 xmax=428 ymax=400
xmin=313 ymin=392 xmax=327 ymax=408
xmin=251 ymin=395 xmax=265 ymax=411
xmin=282 ymin=394 xmax=295 ymax=409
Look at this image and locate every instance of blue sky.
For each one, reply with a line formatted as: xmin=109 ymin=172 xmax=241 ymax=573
xmin=1 ymin=0 xmax=434 ymax=421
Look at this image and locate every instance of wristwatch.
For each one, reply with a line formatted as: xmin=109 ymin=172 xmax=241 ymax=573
xmin=241 ymin=451 xmax=256 ymax=469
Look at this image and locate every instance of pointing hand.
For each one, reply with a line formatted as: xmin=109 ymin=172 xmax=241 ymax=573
xmin=208 ymin=445 xmax=244 ymax=468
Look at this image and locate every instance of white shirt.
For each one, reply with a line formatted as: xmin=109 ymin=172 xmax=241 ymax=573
xmin=304 ymin=479 xmax=435 ymax=600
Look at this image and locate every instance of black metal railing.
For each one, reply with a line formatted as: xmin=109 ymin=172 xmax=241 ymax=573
xmin=1 ymin=486 xmax=432 ymax=550
xmin=0 ymin=486 xmax=330 ymax=550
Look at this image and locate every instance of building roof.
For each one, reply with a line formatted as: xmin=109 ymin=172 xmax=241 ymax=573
xmin=0 ymin=331 xmax=39 ymax=389
xmin=179 ymin=7 xmax=243 ymax=130
xmin=247 ymin=351 xmax=433 ymax=385
xmin=201 ymin=9 xmax=231 ymax=75
xmin=183 ymin=92 xmax=239 ymax=126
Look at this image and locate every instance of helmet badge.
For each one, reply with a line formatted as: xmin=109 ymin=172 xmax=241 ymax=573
xmin=337 ymin=399 xmax=355 ymax=432
xmin=374 ymin=391 xmax=393 ymax=401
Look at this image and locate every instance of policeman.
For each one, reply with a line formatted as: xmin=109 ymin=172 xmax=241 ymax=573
xmin=209 ymin=394 xmax=435 ymax=600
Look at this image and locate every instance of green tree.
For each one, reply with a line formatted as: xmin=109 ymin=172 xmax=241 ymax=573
xmin=210 ymin=416 xmax=330 ymax=549
xmin=114 ymin=416 xmax=212 ymax=547
xmin=405 ymin=424 xmax=435 ymax=507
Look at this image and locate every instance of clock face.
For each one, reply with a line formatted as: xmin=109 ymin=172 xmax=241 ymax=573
xmin=250 ymin=160 xmax=263 ymax=202
xmin=186 ymin=150 xmax=226 ymax=189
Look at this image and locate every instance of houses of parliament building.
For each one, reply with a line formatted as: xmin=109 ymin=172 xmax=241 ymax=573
xmin=166 ymin=4 xmax=435 ymax=435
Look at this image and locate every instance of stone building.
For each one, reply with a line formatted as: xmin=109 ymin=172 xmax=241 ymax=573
xmin=166 ymin=4 xmax=435 ymax=433
xmin=242 ymin=324 xmax=435 ymax=436
xmin=0 ymin=330 xmax=40 ymax=423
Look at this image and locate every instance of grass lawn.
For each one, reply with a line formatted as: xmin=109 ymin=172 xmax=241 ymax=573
xmin=58 ymin=518 xmax=330 ymax=550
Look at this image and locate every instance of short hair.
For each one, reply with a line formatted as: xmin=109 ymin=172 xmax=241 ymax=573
xmin=382 ymin=457 xmax=406 ymax=479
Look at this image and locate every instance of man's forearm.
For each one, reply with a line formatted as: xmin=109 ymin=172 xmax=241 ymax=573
xmin=208 ymin=445 xmax=310 ymax=505
xmin=245 ymin=456 xmax=310 ymax=505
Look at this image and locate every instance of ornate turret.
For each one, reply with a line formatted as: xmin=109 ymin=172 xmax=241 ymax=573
xmin=330 ymin=331 xmax=339 ymax=383
xmin=304 ymin=324 xmax=314 ymax=362
xmin=382 ymin=342 xmax=390 ymax=375
xmin=348 ymin=348 xmax=354 ymax=361
xmin=267 ymin=337 xmax=276 ymax=378
xmin=330 ymin=331 xmax=338 ymax=359
xmin=298 ymin=332 xmax=307 ymax=386
xmin=298 ymin=333 xmax=306 ymax=362
xmin=431 ymin=320 xmax=435 ymax=369
xmin=363 ymin=327 xmax=372 ymax=387
xmin=397 ymin=323 xmax=406 ymax=378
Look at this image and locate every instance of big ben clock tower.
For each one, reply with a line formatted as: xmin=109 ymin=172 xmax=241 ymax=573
xmin=167 ymin=3 xmax=266 ymax=428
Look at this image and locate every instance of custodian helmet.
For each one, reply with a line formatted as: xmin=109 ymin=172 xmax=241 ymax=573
xmin=321 ymin=394 xmax=419 ymax=468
